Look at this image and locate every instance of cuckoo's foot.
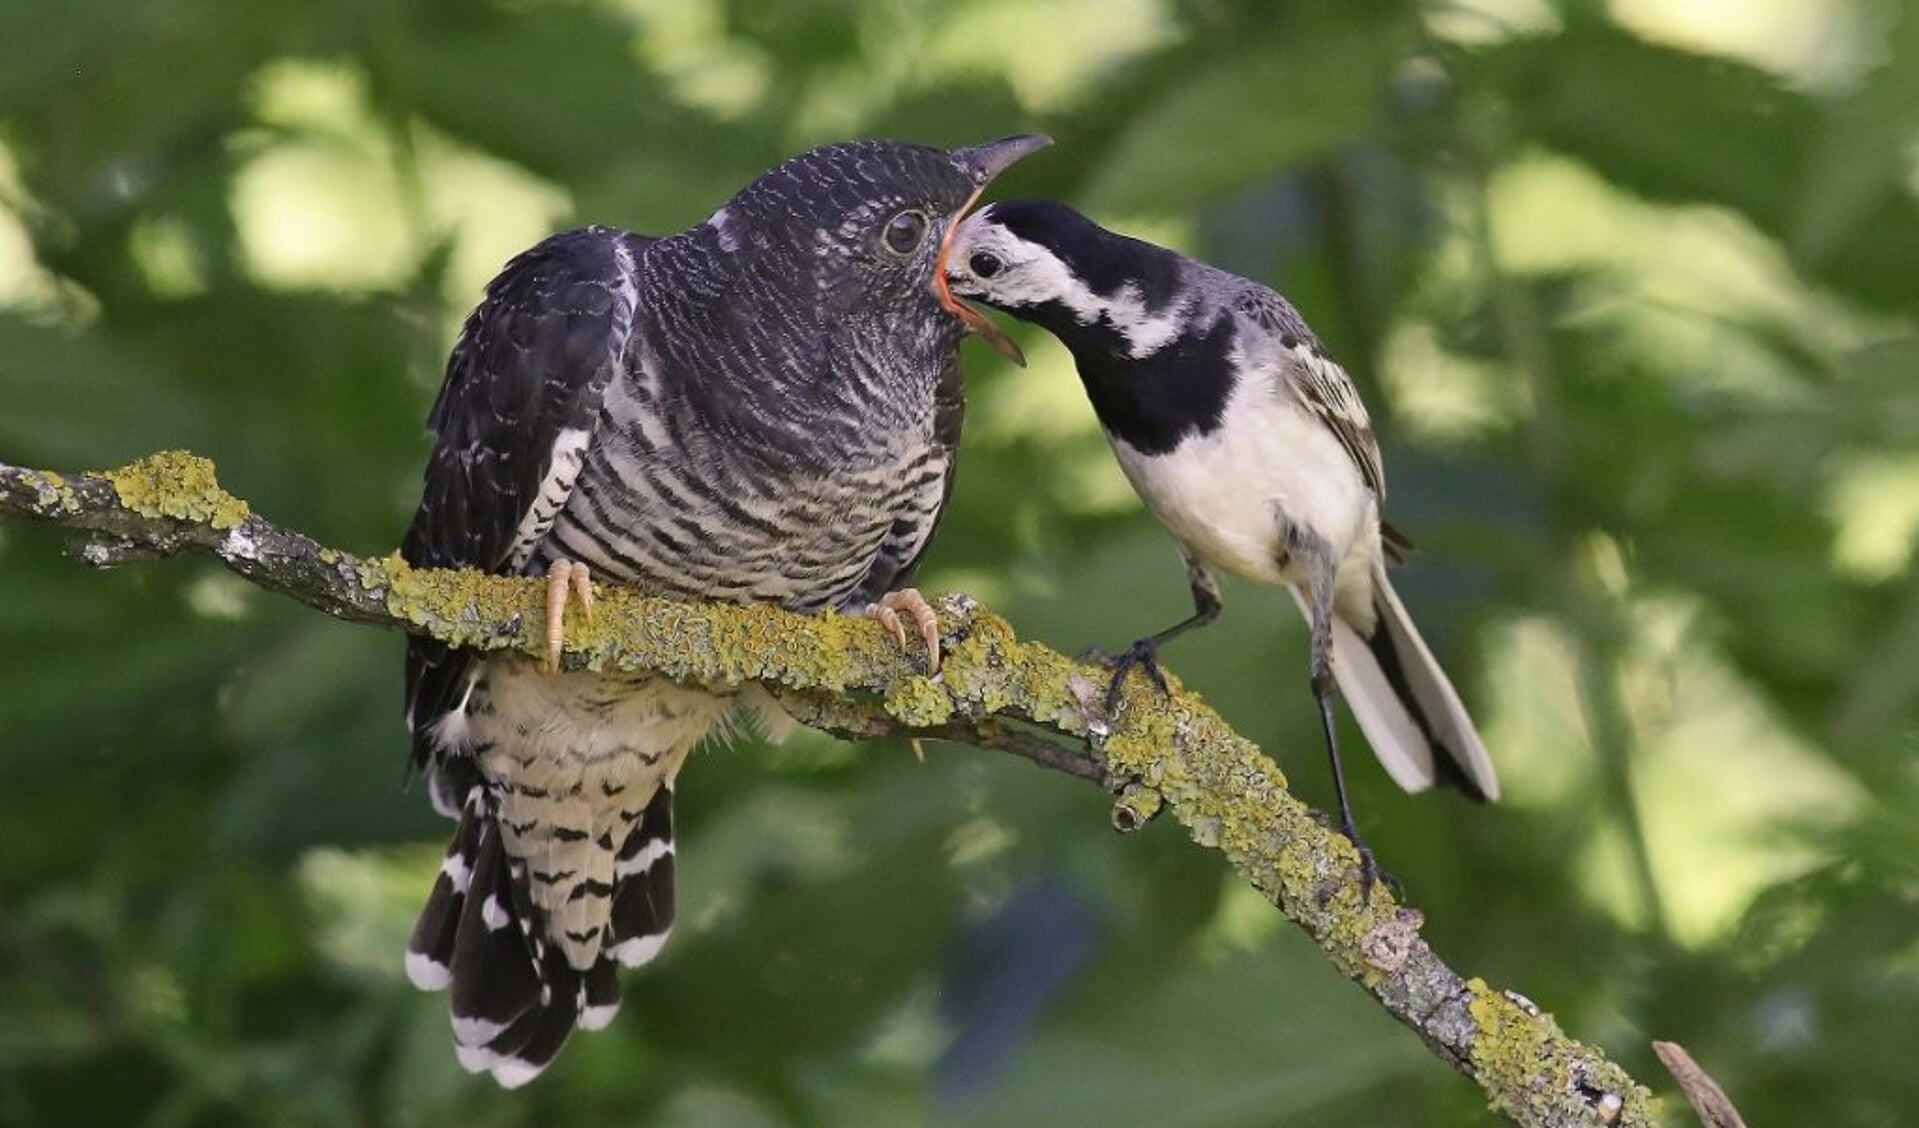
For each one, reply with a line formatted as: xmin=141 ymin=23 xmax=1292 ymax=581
xmin=542 ymin=560 xmax=595 ymax=676
xmin=866 ymin=588 xmax=941 ymax=674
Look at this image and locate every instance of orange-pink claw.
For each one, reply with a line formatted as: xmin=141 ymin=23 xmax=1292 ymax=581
xmin=571 ymin=562 xmax=595 ymax=623
xmin=870 ymin=602 xmax=908 ymax=652
xmin=865 ymin=587 xmax=941 ymax=673
xmin=542 ymin=560 xmax=594 ymax=675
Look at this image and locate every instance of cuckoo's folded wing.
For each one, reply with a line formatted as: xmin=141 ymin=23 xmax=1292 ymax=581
xmin=402 ymin=226 xmax=654 ymax=769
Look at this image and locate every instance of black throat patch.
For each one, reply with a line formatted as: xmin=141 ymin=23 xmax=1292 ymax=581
xmin=983 ymin=200 xmax=1238 ymax=455
xmin=1024 ymin=300 xmax=1239 ymax=456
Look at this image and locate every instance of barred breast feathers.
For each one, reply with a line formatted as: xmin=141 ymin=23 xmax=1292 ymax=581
xmin=533 ymin=339 xmax=950 ymax=611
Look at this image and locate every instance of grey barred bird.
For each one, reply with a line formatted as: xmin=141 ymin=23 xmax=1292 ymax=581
xmin=400 ymin=134 xmax=1049 ymax=1085
xmin=942 ymin=199 xmax=1498 ymax=885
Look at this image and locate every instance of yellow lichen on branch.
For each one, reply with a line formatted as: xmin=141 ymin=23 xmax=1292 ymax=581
xmin=15 ymin=468 xmax=79 ymax=513
xmin=0 ymin=450 xmax=1664 ymax=1128
xmin=1469 ymin=979 xmax=1651 ymax=1125
xmin=101 ymin=450 xmax=251 ymax=529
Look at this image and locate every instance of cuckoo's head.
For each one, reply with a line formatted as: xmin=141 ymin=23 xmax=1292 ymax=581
xmin=706 ymin=135 xmax=1049 ymax=364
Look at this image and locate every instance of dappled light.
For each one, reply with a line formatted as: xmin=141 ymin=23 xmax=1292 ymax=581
xmin=1 ymin=0 xmax=1913 ymax=1123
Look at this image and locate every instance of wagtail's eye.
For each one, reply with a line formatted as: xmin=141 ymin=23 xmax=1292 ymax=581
xmin=969 ymin=252 xmax=1003 ymax=279
xmin=882 ymin=210 xmax=928 ymax=255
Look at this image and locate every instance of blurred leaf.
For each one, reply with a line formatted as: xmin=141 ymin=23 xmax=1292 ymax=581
xmin=1476 ymin=19 xmax=1919 ymax=312
xmin=0 ymin=317 xmax=220 ymax=466
xmin=1790 ymin=6 xmax=1919 ymax=273
xmin=1479 ymin=24 xmax=1814 ymax=228
xmin=1082 ymin=20 xmax=1409 ymax=213
xmin=946 ymin=946 xmax=1427 ymax=1128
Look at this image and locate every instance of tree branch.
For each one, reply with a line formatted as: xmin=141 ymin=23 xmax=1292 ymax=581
xmin=1 ymin=451 xmax=1660 ymax=1128
xmin=1652 ymin=1042 xmax=1747 ymax=1128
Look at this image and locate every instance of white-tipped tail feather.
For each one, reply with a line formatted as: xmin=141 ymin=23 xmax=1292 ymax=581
xmin=1293 ymin=570 xmax=1500 ymax=802
xmin=1324 ymin=613 xmax=1436 ymax=793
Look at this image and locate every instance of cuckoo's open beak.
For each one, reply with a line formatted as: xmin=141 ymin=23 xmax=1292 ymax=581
xmin=935 ymin=134 xmax=1051 ymax=367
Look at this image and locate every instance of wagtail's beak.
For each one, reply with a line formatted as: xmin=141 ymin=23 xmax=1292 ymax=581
xmin=935 ymin=135 xmax=1051 ymax=367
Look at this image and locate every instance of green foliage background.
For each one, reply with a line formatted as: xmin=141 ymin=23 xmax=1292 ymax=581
xmin=2 ymin=1 xmax=1915 ymax=1124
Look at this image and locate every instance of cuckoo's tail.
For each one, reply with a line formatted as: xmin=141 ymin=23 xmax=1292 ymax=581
xmin=1318 ymin=568 xmax=1500 ymax=802
xmin=405 ymin=774 xmax=679 ymax=1087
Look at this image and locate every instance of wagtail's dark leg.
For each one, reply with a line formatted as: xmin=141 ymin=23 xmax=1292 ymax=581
xmin=1102 ymin=550 xmax=1222 ymax=715
xmin=1302 ymin=554 xmax=1385 ymax=900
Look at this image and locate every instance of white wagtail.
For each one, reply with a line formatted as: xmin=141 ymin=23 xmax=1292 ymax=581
xmin=942 ymin=198 xmax=1499 ymax=886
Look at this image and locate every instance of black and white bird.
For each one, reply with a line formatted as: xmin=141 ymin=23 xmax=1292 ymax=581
xmin=400 ymin=135 xmax=1048 ymax=1085
xmin=942 ymin=199 xmax=1499 ymax=877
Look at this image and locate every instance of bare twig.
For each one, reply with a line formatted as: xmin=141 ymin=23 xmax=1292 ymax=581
xmin=1653 ymin=1042 xmax=1748 ymax=1128
xmin=0 ymin=451 xmax=1661 ymax=1128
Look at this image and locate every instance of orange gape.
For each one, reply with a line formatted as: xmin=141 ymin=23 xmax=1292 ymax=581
xmin=933 ymin=182 xmax=1026 ymax=366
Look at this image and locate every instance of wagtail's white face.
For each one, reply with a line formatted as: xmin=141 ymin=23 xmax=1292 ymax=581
xmin=945 ymin=200 xmax=1203 ymax=362
xmin=943 ymin=202 xmax=1104 ymax=316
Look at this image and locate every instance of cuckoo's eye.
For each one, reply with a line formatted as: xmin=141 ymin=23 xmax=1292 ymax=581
xmin=882 ymin=210 xmax=928 ymax=255
xmin=968 ymin=251 xmax=1003 ymax=279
